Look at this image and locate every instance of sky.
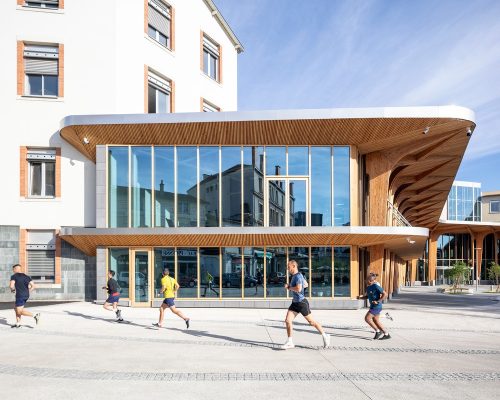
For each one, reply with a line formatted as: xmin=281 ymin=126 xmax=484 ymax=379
xmin=215 ymin=0 xmax=500 ymax=191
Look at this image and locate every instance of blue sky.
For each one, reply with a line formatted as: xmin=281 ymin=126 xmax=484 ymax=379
xmin=215 ymin=0 xmax=500 ymax=191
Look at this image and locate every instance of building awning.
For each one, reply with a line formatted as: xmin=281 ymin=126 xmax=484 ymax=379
xmin=59 ymin=226 xmax=429 ymax=260
xmin=433 ymin=220 xmax=500 ymax=235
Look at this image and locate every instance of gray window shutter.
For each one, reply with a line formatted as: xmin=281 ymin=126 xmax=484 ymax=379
xmin=148 ymin=71 xmax=171 ymax=92
xmin=27 ymin=250 xmax=55 ymax=279
xmin=148 ymin=4 xmax=169 ymax=37
xmin=24 ymin=45 xmax=59 ymax=75
xmin=203 ymin=37 xmax=220 ymax=57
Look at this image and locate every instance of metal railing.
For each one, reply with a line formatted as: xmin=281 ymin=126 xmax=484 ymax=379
xmin=387 ymin=201 xmax=412 ymax=227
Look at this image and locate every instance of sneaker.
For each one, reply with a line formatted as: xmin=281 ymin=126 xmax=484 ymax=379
xmin=117 ymin=318 xmax=124 ymax=323
xmin=373 ymin=331 xmax=383 ymax=340
xmin=280 ymin=341 xmax=295 ymax=350
xmin=185 ymin=319 xmax=190 ymax=329
xmin=11 ymin=324 xmax=20 ymax=329
xmin=34 ymin=313 xmax=40 ymax=325
xmin=379 ymin=333 xmax=391 ymax=340
xmin=116 ymin=310 xmax=122 ymax=319
xmin=322 ymin=334 xmax=331 ymax=348
xmin=152 ymin=323 xmax=162 ymax=328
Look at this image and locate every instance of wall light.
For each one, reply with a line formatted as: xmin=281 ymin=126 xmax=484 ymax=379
xmin=423 ymin=127 xmax=430 ymax=135
xmin=466 ymin=128 xmax=472 ymax=137
xmin=83 ymin=137 xmax=90 ymax=144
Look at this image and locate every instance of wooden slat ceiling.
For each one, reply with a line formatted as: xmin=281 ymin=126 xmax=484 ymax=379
xmin=60 ymin=112 xmax=475 ymax=230
xmin=60 ymin=232 xmax=427 ymax=258
xmin=433 ymin=221 xmax=500 ymax=235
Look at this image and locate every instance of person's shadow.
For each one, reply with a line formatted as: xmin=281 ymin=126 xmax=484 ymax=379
xmin=63 ymin=310 xmax=152 ymax=330
xmin=0 ymin=316 xmax=34 ymax=329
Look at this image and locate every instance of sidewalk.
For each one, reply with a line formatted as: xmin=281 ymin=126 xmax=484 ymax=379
xmin=0 ymin=288 xmax=499 ymax=400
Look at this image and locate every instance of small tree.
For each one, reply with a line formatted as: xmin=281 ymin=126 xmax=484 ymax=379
xmin=444 ymin=261 xmax=470 ymax=293
xmin=488 ymin=262 xmax=500 ymax=292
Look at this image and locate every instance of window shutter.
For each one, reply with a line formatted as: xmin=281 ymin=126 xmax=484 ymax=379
xmin=27 ymin=250 xmax=55 ymax=278
xmin=26 ymin=0 xmax=59 ymax=6
xmin=203 ymin=37 xmax=220 ymax=57
xmin=24 ymin=45 xmax=59 ymax=75
xmin=27 ymin=148 xmax=56 ymax=161
xmin=148 ymin=71 xmax=171 ymax=92
xmin=148 ymin=1 xmax=170 ymax=37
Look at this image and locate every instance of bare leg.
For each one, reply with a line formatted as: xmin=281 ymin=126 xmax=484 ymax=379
xmin=158 ymin=303 xmax=168 ymax=326
xmin=285 ymin=310 xmax=297 ymax=337
xmin=170 ymin=306 xmax=188 ymax=321
xmin=373 ymin=315 xmax=386 ymax=333
xmin=303 ymin=313 xmax=325 ymax=335
xmin=14 ymin=306 xmax=21 ymax=324
xmin=103 ymin=302 xmax=114 ymax=312
xmin=365 ymin=312 xmax=379 ymax=331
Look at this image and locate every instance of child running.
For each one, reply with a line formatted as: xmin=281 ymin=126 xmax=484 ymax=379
xmin=102 ymin=270 xmax=123 ymax=322
xmin=359 ymin=273 xmax=390 ymax=340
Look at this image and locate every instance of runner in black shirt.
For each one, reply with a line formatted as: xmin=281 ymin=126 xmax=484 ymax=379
xmin=9 ymin=264 xmax=40 ymax=328
xmin=102 ymin=270 xmax=123 ymax=321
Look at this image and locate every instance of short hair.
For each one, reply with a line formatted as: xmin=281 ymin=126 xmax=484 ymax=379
xmin=109 ymin=270 xmax=115 ymax=277
xmin=368 ymin=273 xmax=377 ymax=282
xmin=12 ymin=264 xmax=21 ymax=270
xmin=288 ymin=259 xmax=298 ymax=268
xmin=163 ymin=268 xmax=170 ymax=275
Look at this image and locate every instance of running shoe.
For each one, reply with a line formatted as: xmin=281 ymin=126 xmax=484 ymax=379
xmin=379 ymin=333 xmax=391 ymax=340
xmin=280 ymin=341 xmax=295 ymax=350
xmin=373 ymin=331 xmax=383 ymax=340
xmin=185 ymin=318 xmax=190 ymax=329
xmin=116 ymin=310 xmax=122 ymax=319
xmin=322 ymin=334 xmax=331 ymax=348
xmin=34 ymin=313 xmax=40 ymax=325
xmin=11 ymin=324 xmax=20 ymax=329
xmin=117 ymin=318 xmax=124 ymax=323
xmin=152 ymin=323 xmax=162 ymax=328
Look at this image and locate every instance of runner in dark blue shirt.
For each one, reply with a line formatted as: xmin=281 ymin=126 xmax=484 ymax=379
xmin=9 ymin=264 xmax=40 ymax=328
xmin=358 ymin=273 xmax=390 ymax=340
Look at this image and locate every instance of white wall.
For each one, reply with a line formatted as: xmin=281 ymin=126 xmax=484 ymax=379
xmin=0 ymin=0 xmax=239 ymax=230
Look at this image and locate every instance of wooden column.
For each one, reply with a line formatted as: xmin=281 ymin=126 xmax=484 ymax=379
xmin=428 ymin=234 xmax=438 ymax=284
xmin=410 ymin=258 xmax=417 ymax=285
xmin=476 ymin=233 xmax=486 ymax=282
xmin=369 ymin=244 xmax=385 ymax=281
xmin=350 ymin=245 xmax=360 ymax=298
xmin=365 ymin=152 xmax=392 ymax=226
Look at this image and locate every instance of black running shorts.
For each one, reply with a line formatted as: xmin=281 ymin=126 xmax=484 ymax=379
xmin=288 ymin=299 xmax=311 ymax=316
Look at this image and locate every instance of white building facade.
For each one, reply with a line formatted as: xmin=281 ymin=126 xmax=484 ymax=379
xmin=0 ymin=0 xmax=241 ymax=301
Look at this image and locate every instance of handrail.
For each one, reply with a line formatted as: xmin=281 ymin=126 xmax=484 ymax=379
xmin=387 ymin=201 xmax=412 ymax=227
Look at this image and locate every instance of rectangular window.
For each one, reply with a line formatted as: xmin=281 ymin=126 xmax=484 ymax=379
xmin=202 ymin=100 xmax=220 ymax=112
xmin=490 ymin=200 xmax=500 ymax=213
xmin=147 ymin=0 xmax=171 ymax=49
xmin=27 ymin=149 xmax=56 ymax=198
xmin=108 ymin=147 xmax=129 ymax=228
xmin=202 ymin=35 xmax=220 ymax=81
xmin=26 ymin=230 xmax=55 ymax=282
xmin=25 ymin=0 xmax=59 ymax=8
xmin=24 ymin=44 xmax=59 ymax=97
xmin=148 ymin=71 xmax=171 ymax=113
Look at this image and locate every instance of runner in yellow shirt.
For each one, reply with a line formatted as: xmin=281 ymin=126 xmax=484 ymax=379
xmin=152 ymin=268 xmax=190 ymax=329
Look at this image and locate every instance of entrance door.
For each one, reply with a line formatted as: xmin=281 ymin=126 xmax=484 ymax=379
xmin=265 ymin=177 xmax=308 ymax=227
xmin=131 ymin=249 xmax=151 ymax=306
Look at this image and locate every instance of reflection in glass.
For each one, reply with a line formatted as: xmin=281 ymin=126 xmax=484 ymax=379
xmin=200 ymin=248 xmax=220 ymax=298
xmin=108 ymin=147 xmax=129 ymax=227
xmin=334 ymin=246 xmax=350 ymax=296
xmin=266 ymin=247 xmax=287 ymax=297
xmin=109 ymin=248 xmax=129 ymax=298
xmin=268 ymin=180 xmax=286 ymax=226
xmin=221 ymin=247 xmax=242 ymax=298
xmin=199 ymin=147 xmax=220 ymax=227
xmin=311 ymin=147 xmax=331 ymax=226
xmin=177 ymin=147 xmax=198 ymax=227
xmin=266 ymin=146 xmax=286 ymax=176
xmin=334 ymin=146 xmax=350 ymax=226
xmin=176 ymin=248 xmax=198 ymax=298
xmin=131 ymin=147 xmax=152 ymax=227
xmin=287 ymin=147 xmax=308 ymax=175
xmin=134 ymin=251 xmax=149 ymax=303
xmin=243 ymin=147 xmax=264 ymax=226
xmin=153 ymin=248 xmax=175 ymax=298
xmin=288 ymin=247 xmax=310 ymax=297
xmin=154 ymin=147 xmax=175 ymax=227
xmin=45 ymin=162 xmax=55 ymax=197
xmin=221 ymin=147 xmax=242 ymax=226
xmin=311 ymin=247 xmax=332 ymax=297
xmin=289 ymin=180 xmax=306 ymax=226
xmin=243 ymin=247 xmax=264 ymax=298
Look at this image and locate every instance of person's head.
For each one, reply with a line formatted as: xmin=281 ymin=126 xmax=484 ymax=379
xmin=287 ymin=260 xmax=299 ymax=275
xmin=367 ymin=273 xmax=377 ymax=284
xmin=108 ymin=270 xmax=115 ymax=278
xmin=12 ymin=264 xmax=21 ymax=273
xmin=163 ymin=268 xmax=170 ymax=276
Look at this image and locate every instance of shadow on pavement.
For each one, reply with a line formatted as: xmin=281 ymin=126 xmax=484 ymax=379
xmin=63 ymin=310 xmax=152 ymax=330
xmin=259 ymin=323 xmax=372 ymax=341
xmin=0 ymin=301 xmax=80 ymax=311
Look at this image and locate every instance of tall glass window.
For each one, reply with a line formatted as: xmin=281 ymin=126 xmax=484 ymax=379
xmin=268 ymin=179 xmax=286 ymax=227
xmin=109 ymin=248 xmax=129 ymax=298
xmin=311 ymin=247 xmax=332 ymax=297
xmin=153 ymin=248 xmax=175 ymax=298
xmin=108 ymin=147 xmax=129 ymax=227
xmin=266 ymin=146 xmax=286 ymax=176
xmin=131 ymin=147 xmax=152 ymax=227
xmin=199 ymin=147 xmax=220 ymax=227
xmin=334 ymin=146 xmax=350 ymax=226
xmin=334 ymin=246 xmax=350 ymax=296
xmin=243 ymin=147 xmax=264 ymax=226
xmin=244 ymin=247 xmax=264 ymax=298
xmin=154 ymin=147 xmax=175 ymax=227
xmin=311 ymin=147 xmax=331 ymax=226
xmin=287 ymin=147 xmax=308 ymax=175
xmin=266 ymin=247 xmax=287 ymax=298
xmin=177 ymin=147 xmax=198 ymax=227
xmin=221 ymin=147 xmax=242 ymax=227
xmin=221 ymin=247 xmax=242 ymax=298
xmin=200 ymin=248 xmax=220 ymax=298
xmin=289 ymin=180 xmax=307 ymax=226
xmin=288 ymin=247 xmax=310 ymax=297
xmin=176 ymin=248 xmax=198 ymax=298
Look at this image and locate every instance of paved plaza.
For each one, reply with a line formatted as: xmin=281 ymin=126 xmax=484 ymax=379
xmin=1 ymin=287 xmax=499 ymax=399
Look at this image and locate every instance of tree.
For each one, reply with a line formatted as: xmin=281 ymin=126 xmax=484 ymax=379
xmin=444 ymin=261 xmax=470 ymax=293
xmin=488 ymin=262 xmax=500 ymax=292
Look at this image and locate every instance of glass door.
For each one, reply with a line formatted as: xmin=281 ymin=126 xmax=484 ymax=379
xmin=265 ymin=177 xmax=308 ymax=227
xmin=131 ymin=249 xmax=151 ymax=306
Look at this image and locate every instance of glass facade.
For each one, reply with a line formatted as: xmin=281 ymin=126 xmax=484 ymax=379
xmin=107 ymin=146 xmax=350 ymax=228
xmin=447 ymin=183 xmax=481 ymax=222
xmin=108 ymin=246 xmax=351 ymax=300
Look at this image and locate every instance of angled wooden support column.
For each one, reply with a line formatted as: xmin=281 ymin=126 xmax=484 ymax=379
xmin=369 ymin=244 xmax=385 ymax=280
xmin=365 ymin=152 xmax=392 ymax=226
xmin=475 ymin=232 xmax=487 ymax=281
xmin=410 ymin=258 xmax=417 ymax=285
xmin=428 ymin=233 xmax=438 ymax=285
